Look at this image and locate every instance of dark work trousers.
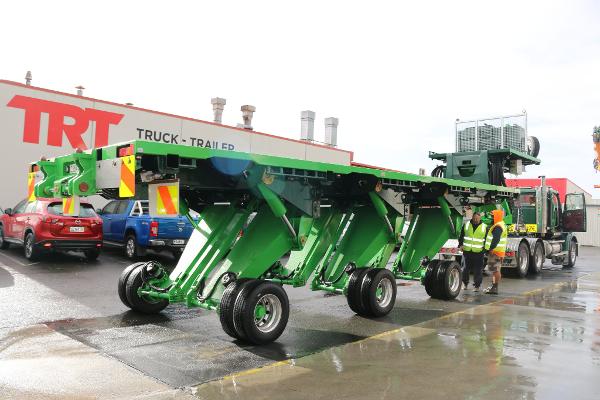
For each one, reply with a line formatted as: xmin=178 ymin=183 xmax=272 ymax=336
xmin=462 ymin=251 xmax=485 ymax=288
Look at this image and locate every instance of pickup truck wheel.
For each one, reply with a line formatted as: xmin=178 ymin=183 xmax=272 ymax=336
xmin=125 ymin=265 xmax=169 ymax=314
xmin=529 ymin=242 xmax=544 ymax=275
xmin=564 ymin=240 xmax=577 ymax=268
xmin=24 ymin=232 xmax=39 ymax=261
xmin=0 ymin=225 xmax=9 ymax=249
xmin=125 ymin=234 xmax=145 ymax=259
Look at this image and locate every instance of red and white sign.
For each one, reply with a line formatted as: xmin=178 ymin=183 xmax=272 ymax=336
xmin=0 ymin=79 xmax=353 ymax=207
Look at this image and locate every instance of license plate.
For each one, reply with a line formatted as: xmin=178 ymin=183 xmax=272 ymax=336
xmin=173 ymin=239 xmax=185 ymax=245
xmin=69 ymin=227 xmax=85 ymax=233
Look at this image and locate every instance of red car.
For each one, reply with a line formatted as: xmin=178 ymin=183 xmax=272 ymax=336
xmin=0 ymin=198 xmax=103 ymax=261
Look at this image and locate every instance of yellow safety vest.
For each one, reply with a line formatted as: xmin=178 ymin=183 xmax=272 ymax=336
xmin=485 ymin=221 xmax=508 ymax=257
xmin=463 ymin=221 xmax=487 ymax=253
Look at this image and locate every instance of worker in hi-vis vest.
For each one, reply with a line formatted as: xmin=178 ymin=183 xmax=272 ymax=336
xmin=483 ymin=209 xmax=508 ymax=295
xmin=458 ymin=209 xmax=487 ymax=292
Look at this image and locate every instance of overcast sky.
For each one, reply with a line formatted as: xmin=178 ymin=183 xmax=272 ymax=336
xmin=2 ymin=0 xmax=599 ymax=194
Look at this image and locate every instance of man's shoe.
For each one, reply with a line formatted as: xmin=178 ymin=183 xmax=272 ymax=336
xmin=484 ymin=284 xmax=498 ymax=295
xmin=473 ymin=286 xmax=480 ymax=292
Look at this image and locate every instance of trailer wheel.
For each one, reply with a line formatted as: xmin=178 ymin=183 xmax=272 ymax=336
xmin=118 ymin=262 xmax=146 ymax=308
xmin=529 ymin=241 xmax=544 ymax=274
xmin=346 ymin=268 xmax=371 ymax=316
xmin=360 ymin=268 xmax=397 ymax=317
xmin=436 ymin=260 xmax=462 ymax=300
xmin=233 ymin=281 xmax=289 ymax=345
xmin=219 ymin=278 xmax=258 ymax=340
xmin=423 ymin=260 xmax=443 ymax=298
xmin=125 ymin=265 xmax=169 ymax=314
xmin=564 ymin=240 xmax=577 ymax=268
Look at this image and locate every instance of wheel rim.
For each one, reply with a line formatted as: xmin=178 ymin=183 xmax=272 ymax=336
xmin=0 ymin=228 xmax=4 ymax=245
xmin=254 ymin=294 xmax=282 ymax=333
xmin=519 ymin=247 xmax=528 ymax=273
xmin=570 ymin=243 xmax=576 ymax=263
xmin=127 ymin=239 xmax=135 ymax=257
xmin=375 ymin=277 xmax=394 ymax=308
xmin=536 ymin=246 xmax=544 ymax=270
xmin=25 ymin=236 xmax=32 ymax=257
xmin=449 ymin=267 xmax=460 ymax=293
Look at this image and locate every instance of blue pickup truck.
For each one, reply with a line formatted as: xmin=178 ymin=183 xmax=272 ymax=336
xmin=98 ymin=199 xmax=195 ymax=259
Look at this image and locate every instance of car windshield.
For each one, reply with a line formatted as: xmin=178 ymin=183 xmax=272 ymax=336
xmin=47 ymin=202 xmax=97 ymax=217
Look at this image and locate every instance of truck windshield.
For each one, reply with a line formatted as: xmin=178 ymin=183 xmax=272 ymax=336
xmin=47 ymin=202 xmax=97 ymax=217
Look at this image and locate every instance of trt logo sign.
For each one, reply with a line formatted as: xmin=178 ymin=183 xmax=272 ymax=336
xmin=7 ymin=95 xmax=124 ymax=150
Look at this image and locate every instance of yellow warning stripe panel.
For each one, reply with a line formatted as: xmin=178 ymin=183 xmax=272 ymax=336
xmin=119 ymin=155 xmax=135 ymax=198
xmin=156 ymin=184 xmax=179 ymax=215
xmin=27 ymin=172 xmax=36 ymax=202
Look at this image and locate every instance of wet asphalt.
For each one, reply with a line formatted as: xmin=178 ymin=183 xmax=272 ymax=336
xmin=0 ymin=245 xmax=599 ymax=398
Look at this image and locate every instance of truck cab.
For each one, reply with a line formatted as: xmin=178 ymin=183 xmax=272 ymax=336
xmin=99 ymin=199 xmax=196 ymax=259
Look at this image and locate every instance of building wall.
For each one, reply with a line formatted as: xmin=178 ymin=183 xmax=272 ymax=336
xmin=0 ymin=80 xmax=353 ymax=209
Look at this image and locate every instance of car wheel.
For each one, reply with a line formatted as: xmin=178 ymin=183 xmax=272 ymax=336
xmin=564 ymin=240 xmax=577 ymax=268
xmin=84 ymin=249 xmax=100 ymax=261
xmin=125 ymin=265 xmax=169 ymax=314
xmin=0 ymin=225 xmax=9 ymax=249
xmin=24 ymin=232 xmax=39 ymax=261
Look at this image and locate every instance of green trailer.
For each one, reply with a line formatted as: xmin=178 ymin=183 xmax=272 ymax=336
xmin=31 ymin=140 xmax=517 ymax=344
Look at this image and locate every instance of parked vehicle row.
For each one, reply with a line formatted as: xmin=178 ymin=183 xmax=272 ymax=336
xmin=0 ymin=198 xmax=196 ymax=262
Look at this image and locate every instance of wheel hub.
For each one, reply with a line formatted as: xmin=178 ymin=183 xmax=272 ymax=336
xmin=376 ymin=278 xmax=393 ymax=307
xmin=254 ymin=294 xmax=282 ymax=333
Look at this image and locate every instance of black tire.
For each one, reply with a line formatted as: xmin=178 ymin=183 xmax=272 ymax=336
xmin=529 ymin=241 xmax=544 ymax=275
xmin=527 ymin=136 xmax=540 ymax=158
xmin=125 ymin=234 xmax=145 ymax=259
xmin=172 ymin=249 xmax=182 ymax=260
xmin=436 ymin=261 xmax=462 ymax=300
xmin=84 ymin=249 xmax=100 ymax=261
xmin=219 ymin=279 xmax=256 ymax=340
xmin=360 ymin=268 xmax=397 ymax=317
xmin=118 ymin=262 xmax=146 ymax=308
xmin=0 ymin=225 xmax=9 ymax=249
xmin=24 ymin=232 xmax=39 ymax=261
xmin=565 ymin=240 xmax=577 ymax=268
xmin=346 ymin=268 xmax=371 ymax=316
xmin=125 ymin=265 xmax=169 ymax=314
xmin=510 ymin=241 xmax=529 ymax=278
xmin=232 ymin=281 xmax=289 ymax=345
xmin=423 ymin=260 xmax=443 ymax=298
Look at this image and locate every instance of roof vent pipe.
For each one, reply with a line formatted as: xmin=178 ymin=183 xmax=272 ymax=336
xmin=211 ymin=97 xmax=226 ymax=124
xmin=241 ymin=105 xmax=256 ymax=130
xmin=76 ymin=85 xmax=85 ymax=96
xmin=25 ymin=71 xmax=32 ymax=86
xmin=300 ymin=110 xmax=315 ymax=141
xmin=324 ymin=117 xmax=339 ymax=147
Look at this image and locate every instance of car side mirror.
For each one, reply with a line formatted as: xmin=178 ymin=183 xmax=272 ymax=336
xmin=4 ymin=208 xmax=12 ymax=216
xmin=96 ymin=208 xmax=103 ymax=215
